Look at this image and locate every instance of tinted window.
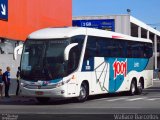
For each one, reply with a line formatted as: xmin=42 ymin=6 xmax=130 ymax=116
xmin=85 ymin=36 xmax=97 ymax=58
xmin=84 ymin=36 xmax=153 ymax=58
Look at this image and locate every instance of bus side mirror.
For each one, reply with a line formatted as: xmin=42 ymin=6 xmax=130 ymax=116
xmin=64 ymin=43 xmax=78 ymax=61
xmin=13 ymin=44 xmax=23 ymax=60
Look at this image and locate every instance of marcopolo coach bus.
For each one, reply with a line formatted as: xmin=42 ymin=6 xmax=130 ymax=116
xmin=19 ymin=27 xmax=153 ymax=103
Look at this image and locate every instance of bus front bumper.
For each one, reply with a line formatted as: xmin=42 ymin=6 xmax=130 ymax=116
xmin=20 ymin=85 xmax=69 ymax=98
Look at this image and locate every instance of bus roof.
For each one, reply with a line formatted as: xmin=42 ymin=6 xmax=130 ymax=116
xmin=28 ymin=27 xmax=152 ymax=43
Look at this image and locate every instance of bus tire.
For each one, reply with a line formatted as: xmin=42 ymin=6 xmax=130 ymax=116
xmin=36 ymin=97 xmax=50 ymax=104
xmin=136 ymin=81 xmax=143 ymax=95
xmin=77 ymin=82 xmax=88 ymax=102
xmin=129 ymin=80 xmax=136 ymax=96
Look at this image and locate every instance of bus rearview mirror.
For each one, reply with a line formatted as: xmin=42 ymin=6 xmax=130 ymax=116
xmin=13 ymin=44 xmax=23 ymax=60
xmin=64 ymin=43 xmax=78 ymax=61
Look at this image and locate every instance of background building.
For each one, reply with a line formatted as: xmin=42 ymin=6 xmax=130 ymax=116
xmin=0 ymin=0 xmax=72 ymax=78
xmin=0 ymin=0 xmax=159 ymax=78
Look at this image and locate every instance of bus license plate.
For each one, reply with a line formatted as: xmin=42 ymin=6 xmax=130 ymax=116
xmin=35 ymin=91 xmax=44 ymax=95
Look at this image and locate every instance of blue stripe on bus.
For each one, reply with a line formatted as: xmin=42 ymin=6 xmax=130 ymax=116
xmin=105 ymin=58 xmax=149 ymax=92
xmin=26 ymin=78 xmax=62 ymax=86
xmin=81 ymin=57 xmax=94 ymax=71
xmin=82 ymin=57 xmax=149 ymax=93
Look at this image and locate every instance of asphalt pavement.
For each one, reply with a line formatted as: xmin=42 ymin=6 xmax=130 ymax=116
xmin=0 ymin=79 xmax=160 ymax=120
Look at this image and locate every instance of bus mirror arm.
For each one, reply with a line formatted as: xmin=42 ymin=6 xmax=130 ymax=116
xmin=13 ymin=44 xmax=23 ymax=60
xmin=64 ymin=43 xmax=78 ymax=61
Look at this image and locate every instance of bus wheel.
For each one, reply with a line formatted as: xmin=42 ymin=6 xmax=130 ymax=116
xmin=36 ymin=97 xmax=50 ymax=104
xmin=129 ymin=80 xmax=136 ymax=96
xmin=77 ymin=82 xmax=88 ymax=102
xmin=136 ymin=81 xmax=143 ymax=95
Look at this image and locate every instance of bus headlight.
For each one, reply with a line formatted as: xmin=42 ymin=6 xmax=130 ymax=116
xmin=55 ymin=81 xmax=64 ymax=87
xmin=20 ymin=82 xmax=24 ymax=86
xmin=20 ymin=82 xmax=27 ymax=87
xmin=55 ymin=79 xmax=70 ymax=88
xmin=21 ymin=78 xmax=71 ymax=89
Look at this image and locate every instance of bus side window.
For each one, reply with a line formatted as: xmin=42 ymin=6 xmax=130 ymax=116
xmin=144 ymin=43 xmax=153 ymax=58
xmin=127 ymin=42 xmax=132 ymax=58
xmin=84 ymin=36 xmax=97 ymax=59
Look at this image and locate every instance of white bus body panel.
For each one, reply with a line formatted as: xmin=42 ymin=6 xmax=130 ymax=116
xmin=20 ymin=27 xmax=153 ymax=98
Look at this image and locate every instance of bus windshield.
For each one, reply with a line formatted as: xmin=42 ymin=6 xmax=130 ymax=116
xmin=21 ymin=36 xmax=85 ymax=81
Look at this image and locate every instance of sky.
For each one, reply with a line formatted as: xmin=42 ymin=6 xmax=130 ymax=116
xmin=72 ymin=0 xmax=160 ymax=31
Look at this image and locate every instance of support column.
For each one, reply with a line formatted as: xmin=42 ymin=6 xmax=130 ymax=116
xmin=154 ymin=34 xmax=157 ymax=70
xmin=138 ymin=27 xmax=141 ymax=38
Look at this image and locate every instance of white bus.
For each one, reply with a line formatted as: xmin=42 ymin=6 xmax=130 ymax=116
xmin=19 ymin=27 xmax=153 ymax=103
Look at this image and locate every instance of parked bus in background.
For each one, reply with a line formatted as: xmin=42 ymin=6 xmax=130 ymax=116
xmin=18 ymin=27 xmax=153 ymax=103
